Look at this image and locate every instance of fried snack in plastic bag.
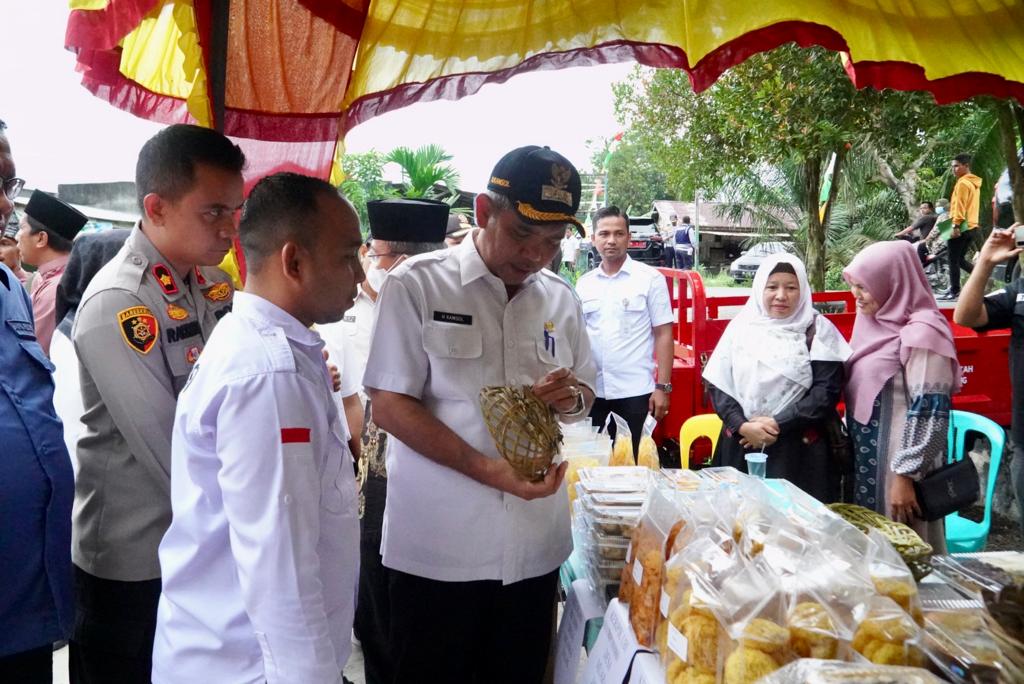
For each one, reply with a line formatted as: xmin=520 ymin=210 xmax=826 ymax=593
xmin=851 ymin=596 xmax=921 ymax=666
xmin=565 ymin=456 xmax=601 ymax=510
xmin=608 ymin=412 xmax=635 ymax=465
xmin=627 ymin=483 xmax=684 ymax=646
xmin=711 ymin=556 xmax=791 ymax=683
xmin=661 ymin=538 xmax=740 ymax=680
xmin=865 ymin=528 xmax=923 ymax=625
xmin=638 ymin=413 xmax=660 ymax=470
xmin=758 ymin=658 xmax=943 ymax=683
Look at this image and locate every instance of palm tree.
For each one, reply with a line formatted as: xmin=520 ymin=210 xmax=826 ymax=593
xmin=385 ymin=144 xmax=461 ymax=199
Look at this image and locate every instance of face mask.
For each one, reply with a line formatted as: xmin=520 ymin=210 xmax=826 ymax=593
xmin=366 ymin=265 xmax=388 ymax=292
xmin=936 ymin=207 xmax=946 ymax=215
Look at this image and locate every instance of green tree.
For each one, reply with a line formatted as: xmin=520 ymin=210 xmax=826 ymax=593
xmin=385 ymin=144 xmax=460 ymax=199
xmin=613 ymin=44 xmax=1005 ymax=289
xmin=589 ymin=137 xmax=674 ymax=214
xmin=338 ymin=150 xmax=393 ymax=228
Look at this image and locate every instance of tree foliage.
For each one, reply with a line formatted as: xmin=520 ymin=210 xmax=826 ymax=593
xmin=385 ymin=144 xmax=460 ymax=199
xmin=613 ymin=43 xmax=1008 ymax=290
xmin=589 ymin=138 xmax=674 ymax=215
xmin=339 ymin=150 xmax=393 ymax=228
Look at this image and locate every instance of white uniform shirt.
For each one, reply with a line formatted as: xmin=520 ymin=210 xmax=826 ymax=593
xmin=575 ymin=256 xmax=674 ymax=400
xmin=319 ymin=287 xmax=374 ymax=392
xmin=363 ymin=230 xmax=596 ymax=584
xmin=153 ymin=292 xmax=359 ymax=684
xmin=561 ymin=235 xmax=580 ymax=263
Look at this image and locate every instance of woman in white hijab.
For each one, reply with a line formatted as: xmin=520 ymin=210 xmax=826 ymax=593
xmin=702 ymin=253 xmax=852 ymax=501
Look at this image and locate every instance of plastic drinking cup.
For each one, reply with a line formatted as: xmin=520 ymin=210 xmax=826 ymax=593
xmin=745 ymin=451 xmax=767 ymax=479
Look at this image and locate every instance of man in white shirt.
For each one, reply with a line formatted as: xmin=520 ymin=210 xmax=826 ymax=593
xmin=577 ymin=205 xmax=675 ymax=456
xmin=560 ymin=226 xmax=580 ymax=275
xmin=364 ymin=146 xmax=596 ymax=683
xmin=153 ymin=173 xmax=364 ymax=684
xmin=318 ymin=197 xmax=448 ymax=684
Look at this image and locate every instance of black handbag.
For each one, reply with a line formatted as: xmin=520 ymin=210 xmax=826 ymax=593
xmin=913 ymin=457 xmax=980 ymax=522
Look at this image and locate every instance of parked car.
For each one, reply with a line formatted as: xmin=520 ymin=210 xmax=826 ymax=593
xmin=588 ymin=216 xmax=666 ymax=269
xmin=728 ymin=241 xmax=793 ymax=281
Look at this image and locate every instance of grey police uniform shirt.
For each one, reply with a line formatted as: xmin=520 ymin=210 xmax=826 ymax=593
xmin=72 ymin=225 xmax=234 ymax=581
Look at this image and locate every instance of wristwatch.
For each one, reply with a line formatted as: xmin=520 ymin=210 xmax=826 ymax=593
xmin=655 ymin=383 xmax=673 ymax=393
xmin=563 ymin=387 xmax=587 ymax=417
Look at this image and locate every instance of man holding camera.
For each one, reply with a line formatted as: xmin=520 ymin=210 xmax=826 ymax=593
xmin=954 ymin=222 xmax=1024 ymax=536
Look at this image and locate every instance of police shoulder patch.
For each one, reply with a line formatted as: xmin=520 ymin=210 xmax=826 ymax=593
xmin=117 ymin=306 xmax=159 ymax=354
xmin=151 ymin=263 xmax=179 ymax=296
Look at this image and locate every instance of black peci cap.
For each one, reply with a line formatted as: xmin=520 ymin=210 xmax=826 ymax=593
xmin=25 ymin=190 xmax=88 ymax=241
xmin=367 ymin=198 xmax=449 ymax=243
xmin=487 ymin=146 xmax=583 ymax=234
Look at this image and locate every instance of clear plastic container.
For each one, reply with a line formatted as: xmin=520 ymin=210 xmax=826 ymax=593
xmin=576 ymin=466 xmax=651 ymax=495
xmin=590 ymin=526 xmax=631 ymax=560
xmin=581 ymin=500 xmax=643 ymax=536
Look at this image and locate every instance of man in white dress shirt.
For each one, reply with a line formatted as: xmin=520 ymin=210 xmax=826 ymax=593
xmin=365 ymin=146 xmax=596 ymax=683
xmin=318 ymin=197 xmax=448 ymax=684
xmin=153 ymin=173 xmax=364 ymax=684
xmin=576 ymin=205 xmax=675 ymax=456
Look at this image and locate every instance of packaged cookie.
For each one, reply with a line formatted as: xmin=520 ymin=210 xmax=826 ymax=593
xmin=920 ymin=609 xmax=1003 ymax=683
xmin=865 ymin=529 xmax=923 ymax=625
xmin=637 ymin=414 xmax=660 ymax=470
xmin=851 ymin=596 xmax=922 ymax=667
xmin=608 ymin=412 xmax=635 ymax=466
xmin=712 ymin=556 xmax=792 ymax=684
xmin=759 ymin=658 xmax=943 ymax=683
xmin=627 ymin=483 xmax=685 ymax=646
xmin=661 ymin=538 xmax=740 ymax=683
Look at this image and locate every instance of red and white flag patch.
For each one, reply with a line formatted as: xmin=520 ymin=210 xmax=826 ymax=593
xmin=280 ymin=428 xmax=311 ymax=444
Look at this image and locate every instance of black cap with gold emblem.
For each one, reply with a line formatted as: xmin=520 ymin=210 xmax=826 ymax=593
xmin=487 ymin=145 xmax=583 ymax=234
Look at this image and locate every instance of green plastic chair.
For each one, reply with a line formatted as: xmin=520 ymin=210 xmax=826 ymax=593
xmin=944 ymin=410 xmax=1006 ymax=553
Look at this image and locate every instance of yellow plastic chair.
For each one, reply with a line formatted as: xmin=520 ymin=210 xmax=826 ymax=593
xmin=679 ymin=413 xmax=723 ymax=469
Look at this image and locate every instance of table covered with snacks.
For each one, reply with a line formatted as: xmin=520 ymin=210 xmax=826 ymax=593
xmin=557 ymin=434 xmax=1024 ymax=684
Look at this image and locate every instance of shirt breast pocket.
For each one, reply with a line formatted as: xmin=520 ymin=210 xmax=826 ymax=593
xmin=621 ymin=294 xmax=649 ymax=327
xmin=581 ymin=299 xmax=600 ymax=324
xmin=422 ymin=323 xmax=483 ymax=400
xmin=535 ymin=338 xmax=573 ymax=370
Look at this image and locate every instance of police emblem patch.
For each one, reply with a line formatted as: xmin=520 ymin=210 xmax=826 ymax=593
xmin=204 ymin=282 xmax=231 ymax=302
xmin=167 ymin=303 xmax=189 ymax=321
xmin=117 ymin=306 xmax=159 ymax=354
xmin=151 ymin=263 xmax=179 ymax=296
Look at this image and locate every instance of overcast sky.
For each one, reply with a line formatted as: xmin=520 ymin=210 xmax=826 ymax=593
xmin=4 ymin=2 xmax=633 ymax=193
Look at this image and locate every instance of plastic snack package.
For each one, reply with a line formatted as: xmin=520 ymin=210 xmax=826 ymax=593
xmin=758 ymin=658 xmax=943 ymax=683
xmin=712 ymin=556 xmax=792 ymax=684
xmin=627 ymin=483 xmax=685 ymax=646
xmin=851 ymin=595 xmax=922 ymax=667
xmin=608 ymin=412 xmax=635 ymax=466
xmin=920 ymin=608 xmax=1003 ymax=683
xmin=638 ymin=413 xmax=660 ymax=470
xmin=661 ymin=537 xmax=741 ymax=683
xmin=865 ymin=528 xmax=923 ymax=625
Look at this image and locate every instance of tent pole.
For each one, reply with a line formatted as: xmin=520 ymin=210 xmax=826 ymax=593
xmin=209 ymin=0 xmax=230 ymax=133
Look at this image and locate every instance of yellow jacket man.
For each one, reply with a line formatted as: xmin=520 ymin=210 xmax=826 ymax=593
xmin=940 ymin=153 xmax=983 ymax=301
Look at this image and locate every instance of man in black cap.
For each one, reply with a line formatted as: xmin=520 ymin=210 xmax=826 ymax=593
xmin=17 ymin=190 xmax=88 ymax=354
xmin=318 ymin=197 xmax=448 ymax=684
xmin=364 ymin=146 xmax=596 ymax=683
xmin=445 ymin=212 xmax=472 ymax=247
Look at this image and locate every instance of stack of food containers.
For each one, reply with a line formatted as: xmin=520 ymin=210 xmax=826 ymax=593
xmin=573 ymin=466 xmax=651 ymax=606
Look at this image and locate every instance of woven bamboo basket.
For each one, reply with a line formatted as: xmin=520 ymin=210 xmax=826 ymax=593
xmin=479 ymin=385 xmax=562 ymax=481
xmin=828 ymin=503 xmax=933 ymax=580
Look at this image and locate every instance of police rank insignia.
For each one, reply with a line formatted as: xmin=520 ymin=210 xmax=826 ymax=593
xmin=117 ymin=306 xmax=159 ymax=354
xmin=151 ymin=263 xmax=179 ymax=295
xmin=185 ymin=345 xmax=201 ymax=364
xmin=166 ymin=303 xmax=189 ymax=321
xmin=204 ymin=282 xmax=231 ymax=302
xmin=193 ymin=266 xmax=208 ymax=286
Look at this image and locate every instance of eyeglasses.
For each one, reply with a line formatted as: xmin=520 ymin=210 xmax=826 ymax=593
xmin=2 ymin=176 xmax=25 ymax=201
xmin=365 ymin=251 xmax=406 ymax=260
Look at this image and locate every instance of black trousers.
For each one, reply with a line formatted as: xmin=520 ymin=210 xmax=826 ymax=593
xmin=354 ymin=473 xmax=392 ymax=684
xmin=947 ymin=231 xmax=975 ymax=294
xmin=387 ymin=569 xmax=558 ymax=684
xmin=69 ymin=566 xmax=161 ymax=684
xmin=0 ymin=645 xmax=52 ymax=684
xmin=590 ymin=394 xmax=651 ymax=458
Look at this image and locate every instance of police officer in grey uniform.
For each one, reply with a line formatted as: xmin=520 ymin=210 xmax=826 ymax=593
xmin=69 ymin=124 xmax=246 ymax=683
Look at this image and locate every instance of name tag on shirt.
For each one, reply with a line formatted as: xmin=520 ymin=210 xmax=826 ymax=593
xmin=1016 ymin=293 xmax=1024 ymax=303
xmin=433 ymin=311 xmax=473 ymax=326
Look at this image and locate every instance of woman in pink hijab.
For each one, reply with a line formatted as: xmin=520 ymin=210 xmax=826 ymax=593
xmin=844 ymin=240 xmax=959 ymax=550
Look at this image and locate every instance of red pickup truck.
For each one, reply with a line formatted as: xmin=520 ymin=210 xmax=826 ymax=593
xmin=657 ymin=269 xmax=1012 ymax=457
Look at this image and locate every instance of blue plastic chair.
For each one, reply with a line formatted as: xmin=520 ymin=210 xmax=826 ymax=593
xmin=944 ymin=410 xmax=1006 ymax=553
